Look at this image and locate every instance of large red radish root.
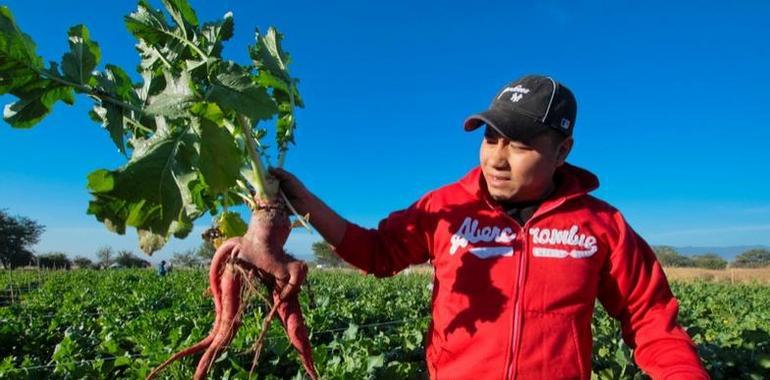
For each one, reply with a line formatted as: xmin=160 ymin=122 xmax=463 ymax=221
xmin=273 ymin=288 xmax=317 ymax=379
xmin=236 ymin=200 xmax=305 ymax=299
xmin=146 ymin=239 xmax=239 ymax=380
xmin=195 ymin=261 xmax=243 ymax=379
xmin=147 ymin=199 xmax=317 ymax=380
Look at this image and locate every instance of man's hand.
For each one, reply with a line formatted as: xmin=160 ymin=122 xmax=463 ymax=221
xmin=267 ymin=167 xmax=348 ymax=246
xmin=269 ymin=167 xmax=312 ymax=215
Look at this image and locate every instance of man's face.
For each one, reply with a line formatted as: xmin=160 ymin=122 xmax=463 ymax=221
xmin=479 ymin=127 xmax=572 ymax=203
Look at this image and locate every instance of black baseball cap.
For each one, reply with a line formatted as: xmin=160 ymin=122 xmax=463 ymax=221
xmin=464 ymin=75 xmax=577 ymax=142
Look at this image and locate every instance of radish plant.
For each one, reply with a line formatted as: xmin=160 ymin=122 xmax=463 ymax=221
xmin=1 ymin=1 xmax=318 ymax=378
xmin=1 ymin=0 xmax=302 ymax=252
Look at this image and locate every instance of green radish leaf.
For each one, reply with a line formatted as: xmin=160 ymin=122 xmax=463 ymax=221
xmin=90 ymin=102 xmax=127 ymax=154
xmin=100 ymin=65 xmax=137 ymax=102
xmin=120 ymin=127 xmax=199 ymax=225
xmin=274 ymin=90 xmax=298 ymax=152
xmin=251 ymin=27 xmax=291 ymax=82
xmin=0 ymin=6 xmax=45 ymax=94
xmin=255 ymin=70 xmax=304 ymax=108
xmin=184 ymin=57 xmax=212 ymax=81
xmin=255 ymin=70 xmax=289 ymax=93
xmin=161 ymin=0 xmax=199 ymax=29
xmin=125 ymin=0 xmax=207 ymax=64
xmin=87 ymin=169 xmax=115 ymax=193
xmin=218 ymin=211 xmax=247 ymax=238
xmin=88 ymin=65 xmax=144 ymax=154
xmin=145 ymin=96 xmax=189 ymax=117
xmin=251 ymin=27 xmax=302 ymax=154
xmin=135 ymin=39 xmax=172 ymax=71
xmin=87 ymin=126 xmax=200 ymax=254
xmin=276 ymin=109 xmax=295 ymax=152
xmin=126 ymin=199 xmax=151 ymax=226
xmin=125 ymin=5 xmax=184 ymax=70
xmin=200 ymin=12 xmax=233 ymax=56
xmin=205 ymin=62 xmax=277 ymax=121
xmin=195 ymin=117 xmax=240 ymax=194
xmin=86 ymin=194 xmax=128 ymax=234
xmin=124 ymin=1 xmax=173 ymax=46
xmin=2 ymin=80 xmax=74 ymax=128
xmin=239 ymin=166 xmax=261 ymax=193
xmin=1 ymin=7 xmax=75 ymax=129
xmin=190 ymin=101 xmax=224 ymax=124
xmin=145 ymin=70 xmax=195 ymax=118
xmin=61 ymin=25 xmax=101 ymax=85
xmin=188 ymin=177 xmax=218 ymax=215
xmin=168 ymin=209 xmax=194 ymax=239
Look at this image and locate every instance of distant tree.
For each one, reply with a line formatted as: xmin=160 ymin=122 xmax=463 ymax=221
xmin=652 ymin=246 xmax=693 ymax=267
xmin=691 ymin=253 xmax=727 ymax=270
xmin=311 ymin=241 xmax=346 ymax=267
xmin=732 ymin=249 xmax=770 ymax=268
xmin=196 ymin=240 xmax=216 ymax=261
xmin=73 ymin=256 xmax=95 ymax=269
xmin=37 ymin=252 xmax=72 ymax=270
xmin=95 ymin=246 xmax=114 ymax=269
xmin=8 ymin=250 xmax=36 ymax=269
xmin=115 ymin=250 xmax=150 ymax=268
xmin=171 ymin=249 xmax=201 ymax=267
xmin=0 ymin=209 xmax=44 ymax=269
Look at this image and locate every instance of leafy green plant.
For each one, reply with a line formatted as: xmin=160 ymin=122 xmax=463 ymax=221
xmin=1 ymin=0 xmax=302 ymax=254
xmin=3 ymin=269 xmax=769 ymax=379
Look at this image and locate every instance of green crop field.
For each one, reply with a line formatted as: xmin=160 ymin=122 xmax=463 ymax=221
xmin=1 ymin=269 xmax=768 ymax=379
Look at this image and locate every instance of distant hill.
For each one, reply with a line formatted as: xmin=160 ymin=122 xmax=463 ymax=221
xmin=674 ymin=245 xmax=770 ymax=261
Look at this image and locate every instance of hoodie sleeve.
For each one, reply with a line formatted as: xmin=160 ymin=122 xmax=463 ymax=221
xmin=332 ymin=193 xmax=433 ymax=277
xmin=597 ymin=211 xmax=709 ymax=380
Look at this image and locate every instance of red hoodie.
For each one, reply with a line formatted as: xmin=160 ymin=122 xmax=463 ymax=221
xmin=334 ymin=163 xmax=708 ymax=380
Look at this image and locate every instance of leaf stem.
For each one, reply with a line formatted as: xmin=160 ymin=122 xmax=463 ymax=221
xmin=279 ymin=190 xmax=312 ymax=232
xmin=166 ymin=28 xmax=208 ymax=61
xmin=232 ymin=188 xmax=257 ymax=210
xmin=123 ymin=117 xmax=153 ymax=134
xmin=187 ymin=42 xmax=208 ymax=61
xmin=237 ymin=115 xmax=269 ymax=201
xmin=276 ymin=82 xmax=296 ymax=168
xmin=37 ymin=68 xmax=144 ymax=114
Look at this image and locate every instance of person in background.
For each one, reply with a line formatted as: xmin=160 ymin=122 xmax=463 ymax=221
xmin=157 ymin=260 xmax=168 ymax=277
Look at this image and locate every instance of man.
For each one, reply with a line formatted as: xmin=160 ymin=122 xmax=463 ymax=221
xmin=271 ymin=75 xmax=708 ymax=379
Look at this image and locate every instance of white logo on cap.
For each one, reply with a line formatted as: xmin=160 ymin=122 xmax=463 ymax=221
xmin=561 ymin=118 xmax=571 ymax=129
xmin=498 ymin=85 xmax=530 ymax=103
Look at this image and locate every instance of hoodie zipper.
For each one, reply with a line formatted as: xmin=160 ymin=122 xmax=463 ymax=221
xmin=475 ymin=169 xmax=586 ymax=380
xmin=506 ymin=226 xmax=528 ymax=380
xmin=505 ymin=198 xmax=567 ymax=380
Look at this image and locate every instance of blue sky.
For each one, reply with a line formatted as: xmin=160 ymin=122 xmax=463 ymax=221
xmin=1 ymin=0 xmax=769 ymax=262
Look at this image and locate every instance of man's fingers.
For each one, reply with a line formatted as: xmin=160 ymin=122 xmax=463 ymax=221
xmin=269 ymin=168 xmax=298 ymax=190
xmin=279 ymin=261 xmax=308 ymax=300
